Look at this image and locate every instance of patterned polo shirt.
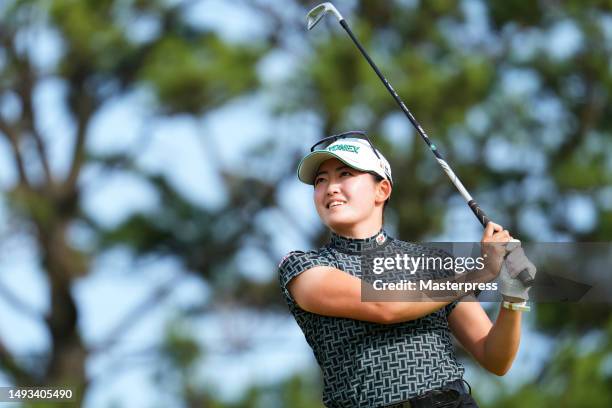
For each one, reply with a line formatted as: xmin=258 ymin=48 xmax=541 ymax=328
xmin=278 ymin=229 xmax=464 ymax=408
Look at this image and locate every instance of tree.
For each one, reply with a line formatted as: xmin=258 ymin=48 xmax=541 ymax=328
xmin=0 ymin=0 xmax=270 ymax=404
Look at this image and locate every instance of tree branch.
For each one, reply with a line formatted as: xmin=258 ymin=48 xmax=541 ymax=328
xmin=0 ymin=26 xmax=41 ymax=187
xmin=0 ymin=280 xmax=43 ymax=323
xmin=18 ymin=65 xmax=53 ymax=186
xmin=2 ymin=22 xmax=54 ymax=187
xmin=90 ymin=273 xmax=186 ymax=354
xmin=0 ymin=341 xmax=36 ymax=385
xmin=0 ymin=117 xmax=29 ymax=187
xmin=63 ymin=91 xmax=96 ymax=195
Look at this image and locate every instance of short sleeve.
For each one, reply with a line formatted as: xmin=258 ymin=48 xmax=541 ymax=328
xmin=444 ymin=300 xmax=458 ymax=318
xmin=278 ymin=250 xmax=332 ymax=305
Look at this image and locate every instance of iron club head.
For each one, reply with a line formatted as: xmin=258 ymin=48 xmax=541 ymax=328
xmin=306 ymin=2 xmax=344 ymax=30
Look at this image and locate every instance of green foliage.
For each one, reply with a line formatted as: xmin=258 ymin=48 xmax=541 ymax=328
xmin=488 ymin=0 xmax=545 ymax=28
xmin=482 ymin=317 xmax=612 ymax=407
xmin=140 ymin=34 xmax=264 ymax=113
xmin=51 ymin=0 xmax=129 ymax=65
xmin=151 ymin=319 xmax=212 ymax=407
xmin=207 ymin=372 xmax=325 ymax=408
xmin=553 ymin=151 xmax=612 ymax=189
xmin=160 ymin=321 xmax=201 ymax=373
xmin=0 ymin=0 xmax=270 ymax=404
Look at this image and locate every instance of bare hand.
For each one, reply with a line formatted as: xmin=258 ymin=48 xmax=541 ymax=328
xmin=481 ymin=222 xmax=512 ymax=280
xmin=481 ymin=222 xmax=513 ymax=243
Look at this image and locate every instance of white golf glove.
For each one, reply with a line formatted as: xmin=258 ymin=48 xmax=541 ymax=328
xmin=498 ymin=241 xmax=537 ymax=303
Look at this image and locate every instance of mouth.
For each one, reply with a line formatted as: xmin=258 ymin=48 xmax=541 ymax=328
xmin=327 ymin=200 xmax=347 ymax=209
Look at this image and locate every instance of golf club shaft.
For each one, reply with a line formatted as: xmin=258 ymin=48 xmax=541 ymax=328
xmin=307 ymin=7 xmax=533 ymax=287
xmin=338 ymin=20 xmax=491 ymax=228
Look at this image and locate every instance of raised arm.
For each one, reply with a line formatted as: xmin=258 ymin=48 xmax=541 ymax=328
xmin=447 ymin=300 xmax=521 ymax=376
xmin=288 ymin=266 xmax=450 ymax=324
xmin=446 ymin=221 xmax=527 ymax=376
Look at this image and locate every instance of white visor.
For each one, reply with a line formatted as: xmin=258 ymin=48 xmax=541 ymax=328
xmin=297 ymin=137 xmax=393 ymax=185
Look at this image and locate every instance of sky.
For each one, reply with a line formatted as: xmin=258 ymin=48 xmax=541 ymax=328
xmin=0 ymin=0 xmax=603 ymax=406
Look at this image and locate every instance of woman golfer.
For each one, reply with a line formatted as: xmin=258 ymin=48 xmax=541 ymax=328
xmin=278 ymin=131 xmax=534 ymax=407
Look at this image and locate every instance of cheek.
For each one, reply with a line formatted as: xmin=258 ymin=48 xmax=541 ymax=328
xmin=346 ymin=179 xmax=376 ymax=207
xmin=313 ymin=187 xmax=325 ymax=207
xmin=311 ymin=177 xmax=376 ymax=210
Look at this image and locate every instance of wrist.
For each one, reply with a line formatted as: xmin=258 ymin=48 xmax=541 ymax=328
xmin=502 ymin=300 xmax=530 ymax=312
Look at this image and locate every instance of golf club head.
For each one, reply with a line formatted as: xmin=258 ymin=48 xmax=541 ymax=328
xmin=306 ymin=2 xmax=343 ymax=30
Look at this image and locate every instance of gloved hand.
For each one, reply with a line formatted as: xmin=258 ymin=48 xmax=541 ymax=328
xmin=498 ymin=241 xmax=537 ymax=303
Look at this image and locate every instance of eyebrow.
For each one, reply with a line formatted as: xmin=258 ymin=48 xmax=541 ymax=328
xmin=315 ymin=166 xmax=351 ymax=178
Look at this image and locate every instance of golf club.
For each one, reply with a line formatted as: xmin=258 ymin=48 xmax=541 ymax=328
xmin=306 ymin=2 xmax=534 ymax=287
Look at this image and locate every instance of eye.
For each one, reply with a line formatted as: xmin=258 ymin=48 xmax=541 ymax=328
xmin=340 ymin=170 xmax=352 ymax=177
xmin=314 ymin=176 xmax=326 ymax=185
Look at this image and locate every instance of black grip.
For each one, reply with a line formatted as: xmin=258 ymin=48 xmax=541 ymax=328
xmin=467 ymin=199 xmax=491 ymax=227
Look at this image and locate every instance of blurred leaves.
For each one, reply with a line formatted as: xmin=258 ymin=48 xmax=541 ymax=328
xmin=140 ymin=34 xmax=264 ymax=113
xmin=0 ymin=0 xmax=271 ymax=404
xmin=482 ymin=318 xmax=612 ymax=407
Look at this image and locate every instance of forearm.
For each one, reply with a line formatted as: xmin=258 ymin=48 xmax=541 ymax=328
xmin=291 ymin=266 xmax=451 ymax=324
xmin=482 ymin=306 xmax=522 ymax=375
xmin=367 ymin=263 xmax=498 ymax=324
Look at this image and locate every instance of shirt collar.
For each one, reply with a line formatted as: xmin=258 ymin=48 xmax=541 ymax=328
xmin=329 ymin=229 xmax=389 ymax=253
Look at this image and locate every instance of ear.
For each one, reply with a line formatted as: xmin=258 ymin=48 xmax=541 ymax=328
xmin=375 ymin=179 xmax=392 ymax=205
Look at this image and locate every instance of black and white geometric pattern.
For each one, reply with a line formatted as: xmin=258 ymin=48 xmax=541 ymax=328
xmin=278 ymin=230 xmax=464 ymax=408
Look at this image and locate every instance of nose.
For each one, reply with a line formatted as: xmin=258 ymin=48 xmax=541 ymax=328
xmin=326 ymin=177 xmax=341 ymax=196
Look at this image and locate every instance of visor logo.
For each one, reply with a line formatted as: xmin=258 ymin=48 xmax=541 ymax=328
xmin=328 ymin=144 xmax=360 ymax=154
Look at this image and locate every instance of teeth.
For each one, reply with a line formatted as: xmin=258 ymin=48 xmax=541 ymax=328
xmin=329 ymin=201 xmax=345 ymax=208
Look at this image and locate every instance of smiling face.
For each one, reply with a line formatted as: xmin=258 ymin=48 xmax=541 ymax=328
xmin=313 ymin=158 xmax=391 ymax=238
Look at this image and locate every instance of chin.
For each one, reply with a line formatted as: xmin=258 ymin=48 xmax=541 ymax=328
xmin=324 ymin=213 xmax=360 ymax=231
